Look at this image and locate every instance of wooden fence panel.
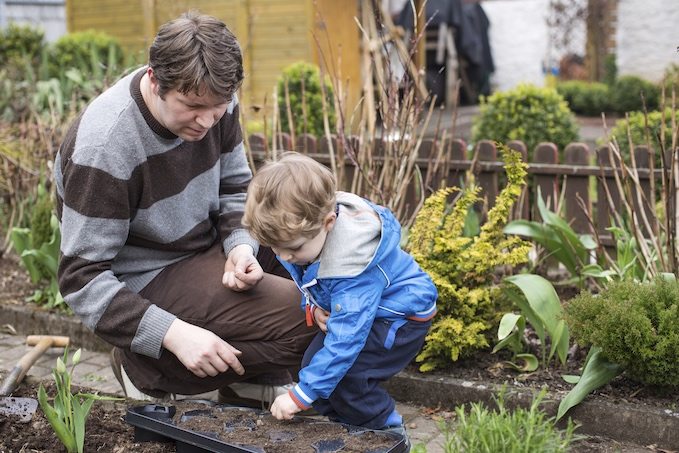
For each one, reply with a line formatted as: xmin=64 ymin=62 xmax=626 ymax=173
xmin=246 ymin=133 xmax=664 ymax=251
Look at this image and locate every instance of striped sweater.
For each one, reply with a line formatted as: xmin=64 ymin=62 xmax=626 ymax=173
xmin=54 ymin=68 xmax=257 ymax=359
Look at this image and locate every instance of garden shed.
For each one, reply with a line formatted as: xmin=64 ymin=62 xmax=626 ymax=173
xmin=64 ymin=0 xmax=362 ymax=110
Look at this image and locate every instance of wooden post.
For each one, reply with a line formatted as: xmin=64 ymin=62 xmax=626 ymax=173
xmin=596 ymin=145 xmax=621 ymax=245
xmin=507 ymin=140 xmax=529 ymax=220
xmin=632 ymin=145 xmax=654 ymax=238
xmin=563 ymin=143 xmax=591 ymax=233
xmin=476 ymin=140 xmax=498 ymax=217
xmin=533 ymin=143 xmax=559 ymax=220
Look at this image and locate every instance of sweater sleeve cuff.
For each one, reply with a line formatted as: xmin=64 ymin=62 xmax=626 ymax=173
xmin=223 ymin=229 xmax=259 ymax=258
xmin=290 ymin=383 xmax=316 ymax=410
xmin=131 ymin=304 xmax=177 ymax=359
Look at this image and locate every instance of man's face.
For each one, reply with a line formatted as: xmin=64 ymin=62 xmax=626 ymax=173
xmin=151 ymin=77 xmax=231 ymax=142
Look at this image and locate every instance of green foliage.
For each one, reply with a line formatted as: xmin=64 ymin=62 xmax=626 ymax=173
xmin=441 ymin=387 xmax=579 ymax=453
xmin=496 ymin=274 xmax=570 ymax=370
xmin=609 ymin=75 xmax=660 ymax=114
xmin=10 ymin=212 xmax=64 ymax=309
xmin=564 ymin=277 xmax=679 ymax=387
xmin=471 ymin=84 xmax=578 ymax=157
xmin=555 ymin=80 xmax=611 ymax=116
xmin=556 ymin=346 xmax=624 ymax=421
xmin=276 ymin=61 xmax=335 ymax=137
xmin=607 ymin=108 xmax=679 ymax=167
xmin=38 ymin=349 xmax=121 ymax=453
xmin=602 ymin=54 xmax=617 ymax=86
xmin=48 ymin=30 xmax=124 ymax=80
xmin=504 ymin=189 xmax=601 ymax=288
xmin=661 ymin=63 xmax=679 ymax=96
xmin=0 ymin=22 xmax=45 ymax=68
xmin=408 ymin=146 xmax=531 ymax=371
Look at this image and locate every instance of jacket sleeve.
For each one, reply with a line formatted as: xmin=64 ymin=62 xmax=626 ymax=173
xmin=217 ymin=98 xmax=259 ymax=257
xmin=289 ymin=268 xmax=386 ymax=409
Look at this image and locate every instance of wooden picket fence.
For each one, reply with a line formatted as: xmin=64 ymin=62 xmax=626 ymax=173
xmin=247 ymin=132 xmax=658 ymax=245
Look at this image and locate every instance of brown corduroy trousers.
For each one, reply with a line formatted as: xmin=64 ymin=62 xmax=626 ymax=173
xmin=121 ymin=243 xmax=317 ymax=396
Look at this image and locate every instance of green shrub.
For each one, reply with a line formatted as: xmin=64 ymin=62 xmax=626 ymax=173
xmin=471 ymin=84 xmax=578 ymax=157
xmin=276 ymin=61 xmax=335 ymax=138
xmin=610 ymin=75 xmax=660 ymax=114
xmin=442 ymin=388 xmax=579 ymax=453
xmin=661 ymin=63 xmax=679 ymax=97
xmin=556 ymin=80 xmax=611 ymax=116
xmin=0 ymin=23 xmax=45 ymax=68
xmin=607 ymin=108 xmax=679 ymax=167
xmin=564 ymin=278 xmax=679 ymax=387
xmin=48 ymin=30 xmax=124 ymax=80
xmin=407 ymin=146 xmax=531 ymax=371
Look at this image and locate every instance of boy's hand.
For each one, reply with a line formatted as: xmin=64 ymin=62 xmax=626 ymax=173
xmin=313 ymin=308 xmax=330 ymax=333
xmin=270 ymin=393 xmax=302 ymax=420
xmin=223 ymin=244 xmax=263 ymax=291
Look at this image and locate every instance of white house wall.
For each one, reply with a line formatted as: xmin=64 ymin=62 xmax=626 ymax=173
xmin=616 ymin=0 xmax=679 ymax=83
xmin=483 ymin=0 xmax=677 ymax=92
xmin=0 ymin=0 xmax=66 ymax=43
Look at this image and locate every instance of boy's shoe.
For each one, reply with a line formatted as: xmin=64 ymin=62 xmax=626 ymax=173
xmin=382 ymin=423 xmax=411 ymax=452
xmin=109 ymin=347 xmax=167 ymax=402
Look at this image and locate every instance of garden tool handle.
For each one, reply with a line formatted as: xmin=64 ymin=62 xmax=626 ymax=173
xmin=0 ymin=335 xmax=70 ymax=396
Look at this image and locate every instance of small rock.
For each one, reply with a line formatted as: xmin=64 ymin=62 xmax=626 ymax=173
xmin=407 ymin=422 xmax=418 ymax=429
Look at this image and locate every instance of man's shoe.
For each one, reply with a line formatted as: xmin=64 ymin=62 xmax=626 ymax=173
xmin=217 ymin=382 xmax=293 ymax=409
xmin=109 ymin=347 xmax=165 ymax=402
xmin=381 ymin=422 xmax=411 ymax=452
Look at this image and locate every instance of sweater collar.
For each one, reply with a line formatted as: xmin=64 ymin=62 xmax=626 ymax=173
xmin=129 ymin=68 xmax=178 ymax=140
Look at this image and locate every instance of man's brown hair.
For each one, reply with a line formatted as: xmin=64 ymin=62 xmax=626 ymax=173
xmin=149 ymin=10 xmax=243 ymax=99
xmin=243 ymin=152 xmax=336 ymax=246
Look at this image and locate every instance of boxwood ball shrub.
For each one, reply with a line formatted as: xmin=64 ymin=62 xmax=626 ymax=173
xmin=556 ymin=80 xmax=611 ymax=116
xmin=472 ymin=84 xmax=578 ymax=158
xmin=0 ymin=23 xmax=45 ymax=67
xmin=607 ymin=108 xmax=679 ymax=167
xmin=609 ymin=75 xmax=660 ymax=114
xmin=48 ymin=30 xmax=124 ymax=79
xmin=276 ymin=61 xmax=335 ymax=138
xmin=564 ymin=278 xmax=679 ymax=387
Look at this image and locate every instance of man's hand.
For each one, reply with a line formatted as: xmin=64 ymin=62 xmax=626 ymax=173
xmin=313 ymin=307 xmax=330 ymax=333
xmin=223 ymin=244 xmax=263 ymax=291
xmin=270 ymin=393 xmax=302 ymax=420
xmin=163 ymin=318 xmax=245 ymax=377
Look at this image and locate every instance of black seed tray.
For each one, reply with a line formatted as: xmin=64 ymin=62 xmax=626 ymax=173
xmin=125 ymin=402 xmax=407 ymax=453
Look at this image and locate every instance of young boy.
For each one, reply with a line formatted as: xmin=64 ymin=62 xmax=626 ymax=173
xmin=242 ymin=152 xmax=437 ymax=438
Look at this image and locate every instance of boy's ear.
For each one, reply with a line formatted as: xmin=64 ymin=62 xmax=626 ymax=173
xmin=324 ymin=211 xmax=337 ymax=231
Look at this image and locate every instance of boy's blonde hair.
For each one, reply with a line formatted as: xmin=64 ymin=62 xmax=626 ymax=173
xmin=243 ymin=152 xmax=336 ymax=245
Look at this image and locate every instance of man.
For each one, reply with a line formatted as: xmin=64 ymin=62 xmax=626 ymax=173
xmin=54 ymin=11 xmax=315 ymax=402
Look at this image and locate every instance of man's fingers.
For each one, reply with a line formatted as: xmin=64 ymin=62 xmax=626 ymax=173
xmin=218 ymin=348 xmax=245 ymax=375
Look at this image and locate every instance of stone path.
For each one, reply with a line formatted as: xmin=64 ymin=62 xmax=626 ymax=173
xmin=0 ymin=332 xmax=447 ymax=452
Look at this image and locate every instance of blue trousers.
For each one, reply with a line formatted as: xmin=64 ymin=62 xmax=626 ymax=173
xmin=302 ymin=318 xmax=431 ymax=429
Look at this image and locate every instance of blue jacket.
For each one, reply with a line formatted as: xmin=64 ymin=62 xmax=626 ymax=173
xmin=279 ymin=192 xmax=437 ymax=409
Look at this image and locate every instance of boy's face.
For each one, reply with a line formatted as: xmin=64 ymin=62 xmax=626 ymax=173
xmin=271 ymin=213 xmax=336 ymax=266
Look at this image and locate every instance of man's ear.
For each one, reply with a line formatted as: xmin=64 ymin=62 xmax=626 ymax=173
xmin=147 ymin=67 xmax=159 ymax=96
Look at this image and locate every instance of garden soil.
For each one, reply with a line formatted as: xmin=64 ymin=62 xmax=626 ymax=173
xmin=0 ymin=254 xmax=670 ymax=451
